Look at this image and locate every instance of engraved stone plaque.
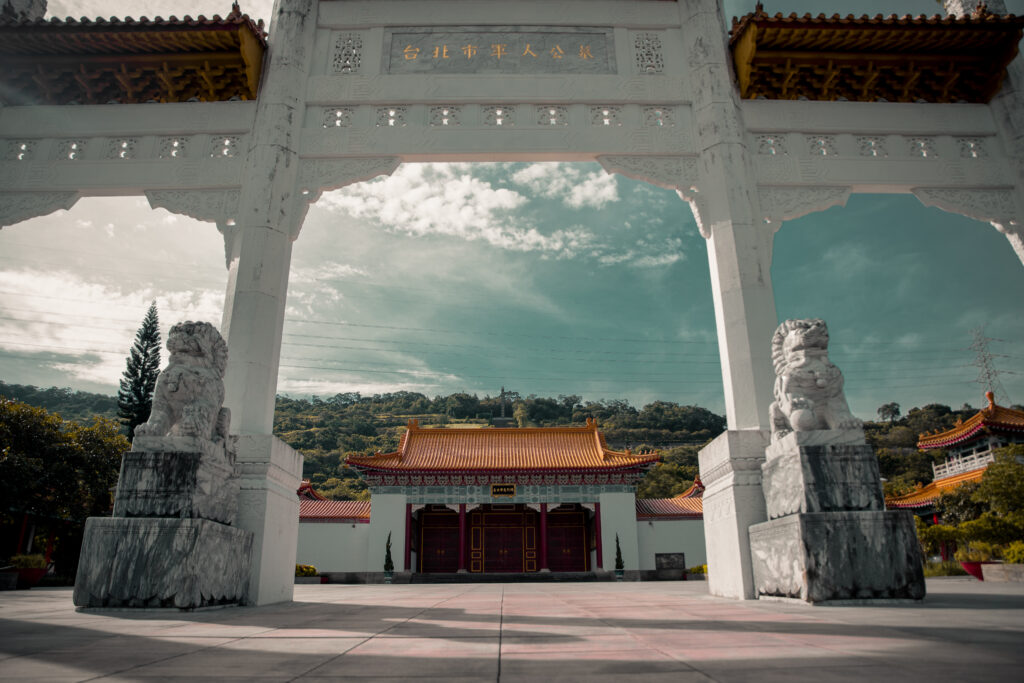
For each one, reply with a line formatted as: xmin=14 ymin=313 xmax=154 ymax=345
xmin=386 ymin=27 xmax=616 ymax=74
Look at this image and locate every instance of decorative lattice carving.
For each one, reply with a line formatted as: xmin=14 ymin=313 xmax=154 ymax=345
xmin=332 ymin=33 xmax=363 ymax=74
xmin=6 ymin=140 xmax=35 ymax=161
xmin=430 ymin=106 xmax=462 ymax=127
xmin=757 ymin=135 xmax=788 ymax=156
xmin=0 ymin=191 xmax=80 ymax=228
xmin=643 ymin=107 xmax=675 ymax=127
xmin=807 ymin=135 xmax=837 ymax=156
xmin=483 ymin=106 xmax=515 ymax=127
xmin=323 ymin=108 xmax=354 ymax=128
xmin=909 ymin=137 xmax=937 ymax=158
xmin=957 ymin=137 xmax=987 ymax=159
xmin=158 ymin=137 xmax=188 ymax=159
xmin=634 ymin=32 xmax=664 ymax=74
xmin=376 ymin=107 xmax=407 ymax=127
xmin=210 ymin=136 xmax=240 ymax=158
xmin=537 ymin=106 xmax=569 ymax=126
xmin=857 ymin=136 xmax=886 ymax=157
xmin=591 ymin=106 xmax=622 ymax=127
xmin=57 ymin=139 xmax=86 ymax=160
xmin=913 ymin=187 xmax=1017 ymax=231
xmin=107 ymin=138 xmax=138 ymax=160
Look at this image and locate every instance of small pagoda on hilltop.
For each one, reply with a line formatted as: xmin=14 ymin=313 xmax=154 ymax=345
xmin=886 ymin=392 xmax=1024 ymax=515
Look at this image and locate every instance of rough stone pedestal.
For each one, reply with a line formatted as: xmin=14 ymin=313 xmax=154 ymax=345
xmin=751 ymin=431 xmax=925 ymax=603
xmin=113 ymin=437 xmax=239 ymax=524
xmin=749 ymin=511 xmax=925 ymax=603
xmin=698 ymin=430 xmax=770 ymax=600
xmin=74 ymin=517 xmax=252 ymax=608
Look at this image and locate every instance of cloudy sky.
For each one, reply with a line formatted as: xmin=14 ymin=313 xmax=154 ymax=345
xmin=2 ymin=0 xmax=1023 ymax=421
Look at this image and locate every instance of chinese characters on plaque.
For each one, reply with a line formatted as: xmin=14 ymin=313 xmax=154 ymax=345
xmin=386 ymin=29 xmax=616 ymax=74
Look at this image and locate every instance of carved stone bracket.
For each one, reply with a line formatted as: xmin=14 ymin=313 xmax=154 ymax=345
xmin=757 ymin=186 xmax=852 ymax=226
xmin=291 ymin=156 xmax=402 ymax=237
xmin=597 ymin=155 xmax=699 ymax=192
xmin=0 ymin=191 xmax=80 ymax=228
xmin=912 ymin=187 xmax=1023 ymax=265
xmin=145 ymin=189 xmax=241 ymax=268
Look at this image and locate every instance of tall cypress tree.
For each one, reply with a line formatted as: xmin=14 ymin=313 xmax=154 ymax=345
xmin=117 ymin=302 xmax=161 ymax=439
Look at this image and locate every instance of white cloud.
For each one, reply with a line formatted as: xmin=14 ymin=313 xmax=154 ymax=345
xmin=511 ymin=163 xmax=619 ymax=209
xmin=318 ymin=163 xmax=602 ymax=257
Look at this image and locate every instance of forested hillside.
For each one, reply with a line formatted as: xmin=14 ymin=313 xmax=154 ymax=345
xmin=2 ymin=380 xmax=986 ymax=501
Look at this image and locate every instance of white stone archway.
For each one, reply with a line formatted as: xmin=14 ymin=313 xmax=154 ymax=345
xmin=2 ymin=0 xmax=1023 ymax=603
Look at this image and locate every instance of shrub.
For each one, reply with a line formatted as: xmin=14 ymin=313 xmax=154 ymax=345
xmin=687 ymin=564 xmax=707 ymax=575
xmin=1004 ymin=541 xmax=1024 ymax=564
xmin=922 ymin=560 xmax=968 ymax=577
xmin=383 ymin=532 xmax=394 ymax=573
xmin=295 ymin=563 xmax=317 ymax=577
xmin=9 ymin=554 xmax=46 ymax=569
xmin=955 ymin=541 xmax=998 ymax=562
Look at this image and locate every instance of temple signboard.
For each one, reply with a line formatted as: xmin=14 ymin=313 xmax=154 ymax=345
xmin=385 ymin=27 xmax=616 ymax=74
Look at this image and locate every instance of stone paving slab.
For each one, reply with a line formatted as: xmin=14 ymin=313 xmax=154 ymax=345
xmin=1 ymin=577 xmax=1022 ymax=682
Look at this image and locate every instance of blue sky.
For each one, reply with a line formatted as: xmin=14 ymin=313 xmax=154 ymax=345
xmin=1 ymin=0 xmax=1022 ymax=421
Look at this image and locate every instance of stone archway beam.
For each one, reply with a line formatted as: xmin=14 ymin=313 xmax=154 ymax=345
xmin=289 ymin=156 xmax=402 ymax=239
xmin=757 ymin=185 xmax=852 ymax=225
xmin=912 ymin=187 xmax=1023 ymax=265
xmin=0 ymin=191 xmax=80 ymax=229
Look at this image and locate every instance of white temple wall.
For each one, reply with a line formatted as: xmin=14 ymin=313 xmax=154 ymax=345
xmin=636 ymin=519 xmax=706 ymax=571
xmin=598 ymin=491 xmax=640 ymax=570
xmin=367 ymin=493 xmax=407 ymax=574
xmin=297 ymin=522 xmax=370 ymax=574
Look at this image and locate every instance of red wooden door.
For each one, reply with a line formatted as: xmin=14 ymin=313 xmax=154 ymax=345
xmin=547 ymin=524 xmax=587 ymax=572
xmin=484 ymin=526 xmax=523 ymax=572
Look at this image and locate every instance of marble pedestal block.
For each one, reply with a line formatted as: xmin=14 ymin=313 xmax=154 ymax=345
xmin=749 ymin=510 xmax=925 ymax=603
xmin=73 ymin=517 xmax=253 ymax=609
xmin=762 ymin=435 xmax=884 ymax=520
xmin=113 ymin=442 xmax=238 ymax=525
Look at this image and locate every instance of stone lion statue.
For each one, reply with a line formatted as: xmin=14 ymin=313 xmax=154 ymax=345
xmin=769 ymin=318 xmax=861 ymax=440
xmin=134 ymin=321 xmax=230 ymax=443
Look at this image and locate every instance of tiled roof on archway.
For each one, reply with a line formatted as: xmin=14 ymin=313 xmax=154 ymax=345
xmin=730 ymin=4 xmax=1024 ymax=102
xmin=0 ymin=3 xmax=266 ymax=105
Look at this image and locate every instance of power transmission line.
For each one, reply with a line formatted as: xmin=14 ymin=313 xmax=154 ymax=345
xmin=969 ymin=326 xmax=1011 ymax=404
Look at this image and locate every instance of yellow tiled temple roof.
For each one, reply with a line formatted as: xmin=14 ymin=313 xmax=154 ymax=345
xmin=885 ymin=467 xmax=988 ymax=509
xmin=636 ymin=478 xmax=705 ymax=519
xmin=0 ymin=3 xmax=266 ymax=105
xmin=917 ymin=392 xmax=1024 ymax=450
xmin=296 ymin=481 xmax=370 ymax=521
xmin=347 ymin=419 xmax=660 ymax=473
xmin=730 ymin=4 xmax=1024 ymax=102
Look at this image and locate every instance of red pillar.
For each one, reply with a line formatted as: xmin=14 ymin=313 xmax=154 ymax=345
xmin=404 ymin=504 xmax=412 ymax=572
xmin=594 ymin=502 xmax=603 ymax=570
xmin=458 ymin=504 xmax=467 ymax=572
xmin=539 ymin=503 xmax=549 ymax=571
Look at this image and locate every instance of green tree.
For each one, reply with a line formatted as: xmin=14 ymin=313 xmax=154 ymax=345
xmin=877 ymin=402 xmax=901 ymax=424
xmin=117 ymin=302 xmax=161 ymax=439
xmin=937 ymin=481 xmax=987 ymax=525
xmin=973 ymin=446 xmax=1024 ymax=527
xmin=0 ymin=398 xmax=127 ymax=537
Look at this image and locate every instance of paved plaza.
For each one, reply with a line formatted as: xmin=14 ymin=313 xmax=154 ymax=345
xmin=1 ymin=577 xmax=1022 ymax=682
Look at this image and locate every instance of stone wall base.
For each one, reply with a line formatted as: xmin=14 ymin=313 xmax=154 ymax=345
xmin=113 ymin=449 xmax=238 ymax=525
xmin=749 ymin=510 xmax=925 ymax=603
xmin=982 ymin=563 xmax=1024 ymax=582
xmin=73 ymin=517 xmax=252 ymax=609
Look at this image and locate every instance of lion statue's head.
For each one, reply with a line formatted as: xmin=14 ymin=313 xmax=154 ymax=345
xmin=771 ymin=318 xmax=829 ymax=378
xmin=167 ymin=321 xmax=228 ymax=378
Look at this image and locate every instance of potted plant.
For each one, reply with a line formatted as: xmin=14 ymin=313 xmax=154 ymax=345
xmin=6 ymin=554 xmax=47 ymax=589
xmin=614 ymin=534 xmax=624 ymax=581
xmin=383 ymin=531 xmax=394 ymax=584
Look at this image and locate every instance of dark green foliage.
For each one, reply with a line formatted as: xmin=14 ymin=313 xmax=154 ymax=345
xmin=636 ymin=445 xmax=701 ymax=499
xmin=614 ymin=534 xmax=624 ymax=570
xmin=937 ymin=481 xmax=987 ymax=526
xmin=384 ymin=531 xmax=394 ymax=572
xmin=117 ymin=302 xmax=161 ymax=439
xmin=0 ymin=381 xmax=118 ymax=423
xmin=877 ymin=402 xmax=901 ymax=423
xmin=0 ymin=398 xmax=127 ymax=523
xmin=974 ymin=446 xmax=1024 ymax=526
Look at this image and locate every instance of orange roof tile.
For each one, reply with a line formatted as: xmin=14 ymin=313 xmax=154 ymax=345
xmin=917 ymin=392 xmax=1024 ymax=449
xmin=885 ymin=466 xmax=988 ymax=509
xmin=636 ymin=487 xmax=704 ymax=519
xmin=347 ymin=419 xmax=660 ymax=474
xmin=299 ymin=499 xmax=371 ymax=521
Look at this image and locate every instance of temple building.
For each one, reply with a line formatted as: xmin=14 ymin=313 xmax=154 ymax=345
xmin=886 ymin=392 xmax=1024 ymax=517
xmin=296 ymin=420 xmax=706 ymax=581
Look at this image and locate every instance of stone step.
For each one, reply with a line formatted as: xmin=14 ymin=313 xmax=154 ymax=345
xmin=410 ymin=571 xmax=603 ymax=584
